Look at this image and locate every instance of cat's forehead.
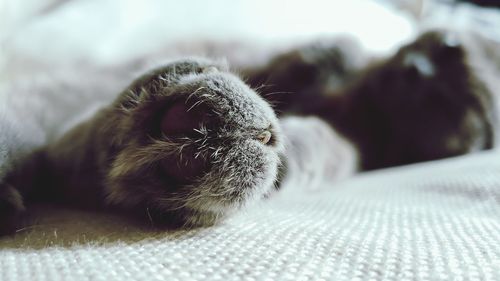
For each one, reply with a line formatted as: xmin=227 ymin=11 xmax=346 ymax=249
xmin=177 ymin=72 xmax=277 ymax=128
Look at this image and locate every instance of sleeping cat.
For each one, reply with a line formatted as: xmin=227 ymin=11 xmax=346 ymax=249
xmin=0 ymin=58 xmax=284 ymax=234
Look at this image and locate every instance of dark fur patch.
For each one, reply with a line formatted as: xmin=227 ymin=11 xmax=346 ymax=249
xmin=247 ymin=30 xmax=497 ymax=170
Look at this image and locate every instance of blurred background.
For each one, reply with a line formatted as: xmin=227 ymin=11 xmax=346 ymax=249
xmin=1 ymin=0 xmax=413 ymax=65
xmin=1 ymin=0 xmax=499 ymax=75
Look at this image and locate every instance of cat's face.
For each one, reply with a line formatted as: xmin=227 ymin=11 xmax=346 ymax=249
xmin=102 ymin=59 xmax=283 ymax=227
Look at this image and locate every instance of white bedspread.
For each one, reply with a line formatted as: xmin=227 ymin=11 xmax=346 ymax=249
xmin=1 ymin=151 xmax=498 ymax=280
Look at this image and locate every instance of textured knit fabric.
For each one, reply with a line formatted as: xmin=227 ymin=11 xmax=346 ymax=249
xmin=0 ymin=151 xmax=499 ymax=281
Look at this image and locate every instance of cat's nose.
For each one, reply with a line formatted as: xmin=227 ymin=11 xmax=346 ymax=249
xmin=257 ymin=130 xmax=272 ymax=145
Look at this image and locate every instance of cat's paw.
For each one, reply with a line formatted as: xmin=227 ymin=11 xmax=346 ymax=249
xmin=103 ymin=59 xmax=283 ymax=227
xmin=0 ymin=183 xmax=26 ymax=235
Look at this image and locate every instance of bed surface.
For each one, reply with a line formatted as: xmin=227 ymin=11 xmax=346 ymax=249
xmin=1 ymin=151 xmax=498 ymax=280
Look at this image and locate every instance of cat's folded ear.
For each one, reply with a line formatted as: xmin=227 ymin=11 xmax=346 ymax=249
xmin=117 ymin=58 xmax=228 ymax=110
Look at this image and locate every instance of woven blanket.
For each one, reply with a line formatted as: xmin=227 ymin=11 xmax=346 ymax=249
xmin=1 ymin=151 xmax=498 ymax=280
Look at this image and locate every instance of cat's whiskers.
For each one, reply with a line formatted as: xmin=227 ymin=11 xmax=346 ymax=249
xmin=187 ymin=99 xmax=205 ymax=112
xmin=186 ymin=86 xmax=207 ymax=102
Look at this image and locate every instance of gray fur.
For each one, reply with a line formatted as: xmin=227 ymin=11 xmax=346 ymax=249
xmin=1 ymin=58 xmax=283 ymax=230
